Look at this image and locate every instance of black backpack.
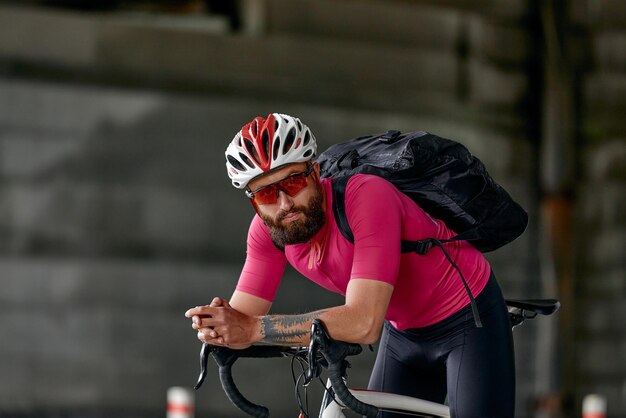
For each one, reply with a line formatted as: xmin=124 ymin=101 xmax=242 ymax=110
xmin=317 ymin=129 xmax=528 ymax=253
xmin=317 ymin=130 xmax=529 ymax=327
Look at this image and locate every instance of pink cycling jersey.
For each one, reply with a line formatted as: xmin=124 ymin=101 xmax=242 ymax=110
xmin=236 ymin=175 xmax=491 ymax=330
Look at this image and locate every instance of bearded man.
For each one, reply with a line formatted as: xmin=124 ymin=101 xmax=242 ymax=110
xmin=186 ymin=113 xmax=516 ymax=417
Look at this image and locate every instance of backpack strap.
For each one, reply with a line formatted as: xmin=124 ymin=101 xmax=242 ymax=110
xmin=330 ymin=176 xmax=354 ymax=243
xmin=331 ymin=177 xmax=482 ymax=328
xmin=402 ymin=238 xmax=482 ymax=328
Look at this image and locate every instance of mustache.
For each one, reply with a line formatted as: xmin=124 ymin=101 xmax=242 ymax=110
xmin=277 ymin=208 xmax=303 ymax=222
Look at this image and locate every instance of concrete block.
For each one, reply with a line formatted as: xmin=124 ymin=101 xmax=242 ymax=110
xmin=594 ymin=31 xmax=626 ymax=72
xmin=0 ymin=78 xmax=165 ymax=133
xmin=97 ymin=22 xmax=459 ymax=102
xmin=577 ymin=181 xmax=626 ymax=228
xmin=2 ymin=179 xmax=252 ymax=259
xmin=429 ymin=0 xmax=530 ymax=19
xmin=0 ymin=5 xmax=97 ymax=66
xmin=109 ymin=8 xmax=229 ymax=34
xmin=141 ymin=186 xmax=214 ymax=254
xmin=584 ymin=140 xmax=626 ymax=181
xmin=265 ymin=0 xmax=462 ymax=50
xmin=584 ymin=72 xmax=626 ymax=113
xmin=575 ymin=339 xmax=625 ymax=377
xmin=576 ymin=269 xmax=626 ymax=297
xmin=0 ymin=5 xmax=452 ymax=113
xmin=571 ymin=0 xmax=626 ymax=28
xmin=582 ymin=111 xmax=626 ymax=141
xmin=586 ymin=229 xmax=626 ymax=270
xmin=582 ymin=75 xmax=626 ymax=139
xmin=577 ymin=299 xmax=613 ymax=335
xmin=467 ymin=14 xmax=531 ymax=65
xmin=0 ymin=133 xmax=81 ymax=178
xmin=4 ymin=181 xmax=141 ymax=254
xmin=468 ymin=58 xmax=529 ymax=108
xmin=485 ymin=0 xmax=531 ymax=19
xmin=578 ymin=298 xmax=626 ymax=336
xmin=0 ymin=4 xmax=228 ymax=69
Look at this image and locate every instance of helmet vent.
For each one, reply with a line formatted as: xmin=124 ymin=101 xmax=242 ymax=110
xmin=283 ymin=128 xmax=296 ymax=154
xmin=261 ymin=130 xmax=271 ymax=160
xmin=297 ymin=120 xmax=302 ymax=131
xmin=303 ymin=149 xmax=313 ymax=158
xmin=303 ymin=130 xmax=311 ymax=146
xmin=239 ymin=152 xmax=254 ymax=168
xmin=273 ymin=138 xmax=281 ymax=160
xmin=243 ymin=139 xmax=260 ymax=165
xmin=227 ymin=155 xmax=246 ymax=171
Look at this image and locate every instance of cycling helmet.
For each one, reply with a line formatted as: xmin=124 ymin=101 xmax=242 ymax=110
xmin=225 ymin=113 xmax=317 ymax=189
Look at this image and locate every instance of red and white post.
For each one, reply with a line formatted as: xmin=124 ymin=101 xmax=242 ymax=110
xmin=167 ymin=386 xmax=195 ymax=418
xmin=582 ymin=394 xmax=607 ymax=418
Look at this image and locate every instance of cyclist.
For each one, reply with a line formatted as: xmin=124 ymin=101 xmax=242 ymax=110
xmin=185 ymin=113 xmax=516 ymax=417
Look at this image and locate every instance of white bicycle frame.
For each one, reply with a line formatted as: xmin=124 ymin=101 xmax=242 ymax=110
xmin=319 ymin=378 xmax=450 ymax=418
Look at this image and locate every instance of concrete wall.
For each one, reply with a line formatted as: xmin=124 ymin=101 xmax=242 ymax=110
xmin=572 ymin=0 xmax=626 ymax=414
xmin=0 ymin=0 xmax=620 ymax=416
xmin=0 ymin=75 xmax=539 ymax=417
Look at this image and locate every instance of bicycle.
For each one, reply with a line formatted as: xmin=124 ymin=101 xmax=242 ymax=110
xmin=194 ymin=298 xmax=560 ymax=418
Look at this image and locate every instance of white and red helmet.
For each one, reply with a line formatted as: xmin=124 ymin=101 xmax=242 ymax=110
xmin=225 ymin=113 xmax=317 ymax=189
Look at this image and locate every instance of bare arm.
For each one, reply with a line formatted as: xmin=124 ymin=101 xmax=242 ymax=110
xmin=185 ymin=279 xmax=393 ymax=347
xmin=229 ymin=290 xmax=272 ymax=316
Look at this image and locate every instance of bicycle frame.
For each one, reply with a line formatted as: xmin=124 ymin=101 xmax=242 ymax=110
xmin=194 ymin=298 xmax=560 ymax=418
xmin=319 ymin=379 xmax=450 ymax=417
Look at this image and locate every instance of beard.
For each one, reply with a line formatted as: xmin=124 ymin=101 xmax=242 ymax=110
xmin=260 ymin=188 xmax=326 ymax=249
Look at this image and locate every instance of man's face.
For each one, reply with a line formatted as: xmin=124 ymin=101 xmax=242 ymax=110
xmin=247 ymin=162 xmax=325 ymax=247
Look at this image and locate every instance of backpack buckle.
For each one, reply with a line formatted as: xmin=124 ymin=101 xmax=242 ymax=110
xmin=380 ymin=130 xmax=401 ymax=143
xmin=415 ymin=239 xmax=435 ymax=254
xmin=337 ymin=149 xmax=360 ymax=170
xmin=401 ymin=239 xmax=435 ymax=254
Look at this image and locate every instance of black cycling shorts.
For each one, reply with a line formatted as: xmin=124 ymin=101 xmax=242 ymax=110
xmin=368 ymin=273 xmax=515 ymax=418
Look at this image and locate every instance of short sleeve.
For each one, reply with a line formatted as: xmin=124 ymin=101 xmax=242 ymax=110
xmin=235 ymin=215 xmax=288 ymax=302
xmin=344 ymin=175 xmax=402 ymax=285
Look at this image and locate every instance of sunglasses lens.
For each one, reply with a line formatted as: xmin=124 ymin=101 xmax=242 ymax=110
xmin=253 ymin=185 xmax=279 ymax=205
xmin=280 ymin=174 xmax=309 ymax=196
xmin=250 ymin=171 xmax=311 ymax=205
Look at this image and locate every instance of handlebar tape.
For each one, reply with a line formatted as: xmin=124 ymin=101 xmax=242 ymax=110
xmin=327 ymin=362 xmax=379 ymax=418
xmin=218 ymin=363 xmax=269 ymax=418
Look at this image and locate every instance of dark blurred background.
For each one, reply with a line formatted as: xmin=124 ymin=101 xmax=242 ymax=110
xmin=0 ymin=0 xmax=624 ymax=417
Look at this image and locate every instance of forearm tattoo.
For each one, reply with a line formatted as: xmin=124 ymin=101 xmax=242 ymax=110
xmin=260 ymin=310 xmax=328 ymax=345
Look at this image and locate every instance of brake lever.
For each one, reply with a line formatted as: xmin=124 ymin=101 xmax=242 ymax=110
xmin=305 ymin=319 xmax=330 ymax=385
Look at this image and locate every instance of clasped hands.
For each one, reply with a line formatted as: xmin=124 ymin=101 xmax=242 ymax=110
xmin=185 ymin=297 xmax=258 ymax=349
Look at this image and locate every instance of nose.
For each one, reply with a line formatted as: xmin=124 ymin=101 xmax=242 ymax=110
xmin=277 ymin=190 xmax=294 ymax=211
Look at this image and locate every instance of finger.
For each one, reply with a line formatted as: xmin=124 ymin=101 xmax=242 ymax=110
xmin=197 ymin=330 xmax=215 ymax=344
xmin=191 ymin=314 xmax=212 ymax=325
xmin=210 ymin=297 xmax=232 ymax=309
xmin=197 ymin=330 xmax=224 ymax=345
xmin=185 ymin=305 xmax=216 ymax=318
xmin=199 ymin=328 xmax=218 ymax=339
xmin=192 ymin=319 xmax=216 ymax=330
xmin=185 ymin=306 xmax=202 ymax=318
